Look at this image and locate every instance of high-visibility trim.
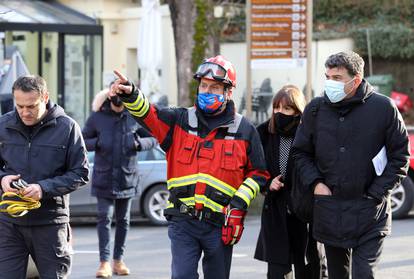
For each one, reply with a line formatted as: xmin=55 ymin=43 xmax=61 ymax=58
xmin=242 ymin=183 xmax=256 ymax=199
xmin=231 ymin=226 xmax=241 ymax=245
xmin=224 ymin=113 xmax=243 ymax=140
xmin=187 ymin=108 xmax=243 ymax=139
xmin=241 ymin=182 xmax=257 ymax=199
xmin=179 ymin=197 xmax=195 ymax=207
xmin=240 ymin=184 xmax=255 ymax=200
xmin=236 ymin=185 xmax=255 ymax=202
xmin=234 ymin=188 xmax=252 ymax=207
xmin=187 ymin=107 xmax=198 ymax=136
xmin=244 ymin=178 xmax=260 ymax=195
xmin=127 ymin=97 xmax=150 ymax=117
xmin=167 ymin=173 xmax=236 ymax=197
xmin=194 ymin=194 xmax=224 ymax=212
xmin=124 ymin=90 xmax=145 ymax=108
xmin=172 ymin=195 xmax=224 ymax=213
xmin=167 ymin=174 xmax=199 ymax=189
xmin=136 ymin=98 xmax=150 ymax=117
xmin=124 ymin=91 xmax=150 ymax=117
xmin=167 ymin=201 xmax=174 ymax=208
xmin=198 ymin=173 xmax=236 ymax=197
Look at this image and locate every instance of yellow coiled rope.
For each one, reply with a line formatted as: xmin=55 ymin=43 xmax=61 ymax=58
xmin=0 ymin=192 xmax=41 ymax=217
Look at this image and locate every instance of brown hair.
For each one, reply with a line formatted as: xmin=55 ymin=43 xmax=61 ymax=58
xmin=12 ymin=75 xmax=48 ymax=97
xmin=268 ymin=85 xmax=306 ymax=134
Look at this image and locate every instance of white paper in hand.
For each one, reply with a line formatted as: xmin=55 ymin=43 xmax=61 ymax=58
xmin=372 ymin=146 xmax=387 ymax=176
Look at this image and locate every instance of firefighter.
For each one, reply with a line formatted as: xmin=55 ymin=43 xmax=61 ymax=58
xmin=110 ymin=55 xmax=269 ymax=279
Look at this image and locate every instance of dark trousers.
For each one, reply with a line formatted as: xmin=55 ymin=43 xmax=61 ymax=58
xmin=287 ymin=214 xmax=308 ymax=279
xmin=267 ymin=214 xmax=307 ymax=279
xmin=0 ymin=220 xmax=72 ymax=279
xmin=267 ymin=219 xmax=327 ymax=279
xmin=324 ymin=236 xmax=385 ymax=279
xmin=267 ymin=263 xmax=292 ymax=279
xmin=96 ymin=197 xmax=132 ymax=262
xmin=168 ymin=218 xmax=233 ymax=279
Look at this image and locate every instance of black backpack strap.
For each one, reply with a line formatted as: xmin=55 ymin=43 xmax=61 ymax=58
xmin=311 ymin=98 xmax=322 ymax=117
xmin=290 ymin=98 xmax=323 ymax=223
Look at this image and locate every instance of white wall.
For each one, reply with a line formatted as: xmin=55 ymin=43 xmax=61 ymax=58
xmin=221 ymin=38 xmax=354 ymax=108
xmin=61 ymin=1 xmax=178 ymax=105
xmin=312 ymin=38 xmax=354 ymax=97
xmin=100 ymin=5 xmax=178 ymax=105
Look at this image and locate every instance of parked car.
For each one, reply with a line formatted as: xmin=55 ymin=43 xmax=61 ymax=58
xmin=391 ymin=130 xmax=414 ymax=219
xmin=69 ymin=146 xmax=169 ymax=225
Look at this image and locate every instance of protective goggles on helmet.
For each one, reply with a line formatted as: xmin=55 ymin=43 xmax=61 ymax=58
xmin=194 ymin=62 xmax=229 ymax=84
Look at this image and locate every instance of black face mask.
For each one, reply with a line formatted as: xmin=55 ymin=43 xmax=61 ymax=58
xmin=274 ymin=112 xmax=300 ymax=135
xmin=110 ymin=96 xmax=123 ymax=107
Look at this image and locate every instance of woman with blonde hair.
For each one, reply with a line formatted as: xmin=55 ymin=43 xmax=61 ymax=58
xmin=254 ymin=85 xmax=314 ymax=278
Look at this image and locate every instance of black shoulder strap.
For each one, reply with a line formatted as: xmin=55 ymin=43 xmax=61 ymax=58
xmin=311 ymin=98 xmax=322 ymax=117
xmin=310 ymin=98 xmax=322 ymax=142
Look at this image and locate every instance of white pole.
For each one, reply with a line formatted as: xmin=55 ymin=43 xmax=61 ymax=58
xmin=366 ymin=29 xmax=373 ymax=76
xmin=305 ymin=0 xmax=313 ymax=101
xmin=246 ymin=0 xmax=252 ymax=119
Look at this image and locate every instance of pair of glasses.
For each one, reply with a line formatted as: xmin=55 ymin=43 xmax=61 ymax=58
xmin=195 ymin=62 xmax=227 ymax=82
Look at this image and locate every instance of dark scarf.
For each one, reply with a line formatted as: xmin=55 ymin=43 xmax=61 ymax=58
xmin=259 ymin=120 xmax=295 ymax=193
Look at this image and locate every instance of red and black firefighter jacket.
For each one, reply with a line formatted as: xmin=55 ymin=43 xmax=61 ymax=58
xmin=120 ymin=87 xmax=270 ymax=225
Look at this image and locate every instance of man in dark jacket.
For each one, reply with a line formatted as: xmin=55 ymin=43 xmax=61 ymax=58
xmin=0 ymin=75 xmax=89 ymax=278
xmin=292 ymin=51 xmax=410 ymax=279
xmin=82 ymin=88 xmax=157 ymax=277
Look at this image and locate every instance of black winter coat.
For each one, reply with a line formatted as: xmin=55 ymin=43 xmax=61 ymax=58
xmin=82 ymin=101 xmax=157 ymax=199
xmin=254 ymin=120 xmax=306 ymax=265
xmin=0 ymin=102 xmax=89 ymax=225
xmin=292 ymin=80 xmax=410 ymax=248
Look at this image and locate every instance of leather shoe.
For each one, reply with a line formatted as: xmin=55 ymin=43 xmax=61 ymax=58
xmin=113 ymin=260 xmax=130 ymax=276
xmin=96 ymin=261 xmax=112 ymax=278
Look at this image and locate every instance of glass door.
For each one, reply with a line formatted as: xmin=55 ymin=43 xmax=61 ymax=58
xmin=63 ymin=34 xmax=102 ymax=127
xmin=41 ymin=32 xmax=58 ymax=103
xmin=64 ymin=35 xmax=87 ymax=126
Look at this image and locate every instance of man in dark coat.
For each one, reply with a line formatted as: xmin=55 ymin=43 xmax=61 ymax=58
xmin=0 ymin=75 xmax=89 ymax=278
xmin=292 ymin=51 xmax=410 ymax=278
xmin=82 ymin=88 xmax=157 ymax=277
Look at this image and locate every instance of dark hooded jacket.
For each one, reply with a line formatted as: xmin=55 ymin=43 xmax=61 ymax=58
xmin=292 ymin=80 xmax=410 ymax=248
xmin=82 ymin=98 xmax=157 ymax=199
xmin=0 ymin=101 xmax=89 ymax=225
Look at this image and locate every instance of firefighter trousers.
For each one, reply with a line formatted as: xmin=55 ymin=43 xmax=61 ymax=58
xmin=168 ymin=217 xmax=233 ymax=279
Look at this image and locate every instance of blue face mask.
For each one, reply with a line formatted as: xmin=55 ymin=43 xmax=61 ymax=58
xmin=197 ymin=92 xmax=225 ymax=113
xmin=324 ymin=78 xmax=355 ymax=103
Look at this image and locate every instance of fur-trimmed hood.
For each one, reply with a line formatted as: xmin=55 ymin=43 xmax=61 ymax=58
xmin=92 ymin=88 xmax=110 ymax=112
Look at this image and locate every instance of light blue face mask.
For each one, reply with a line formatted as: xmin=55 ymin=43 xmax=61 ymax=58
xmin=324 ymin=78 xmax=354 ymax=103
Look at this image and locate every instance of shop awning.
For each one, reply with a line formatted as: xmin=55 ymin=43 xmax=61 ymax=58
xmin=0 ymin=0 xmax=102 ymax=34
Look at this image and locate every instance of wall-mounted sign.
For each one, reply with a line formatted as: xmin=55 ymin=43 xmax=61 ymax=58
xmin=250 ymin=0 xmax=308 ymax=69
